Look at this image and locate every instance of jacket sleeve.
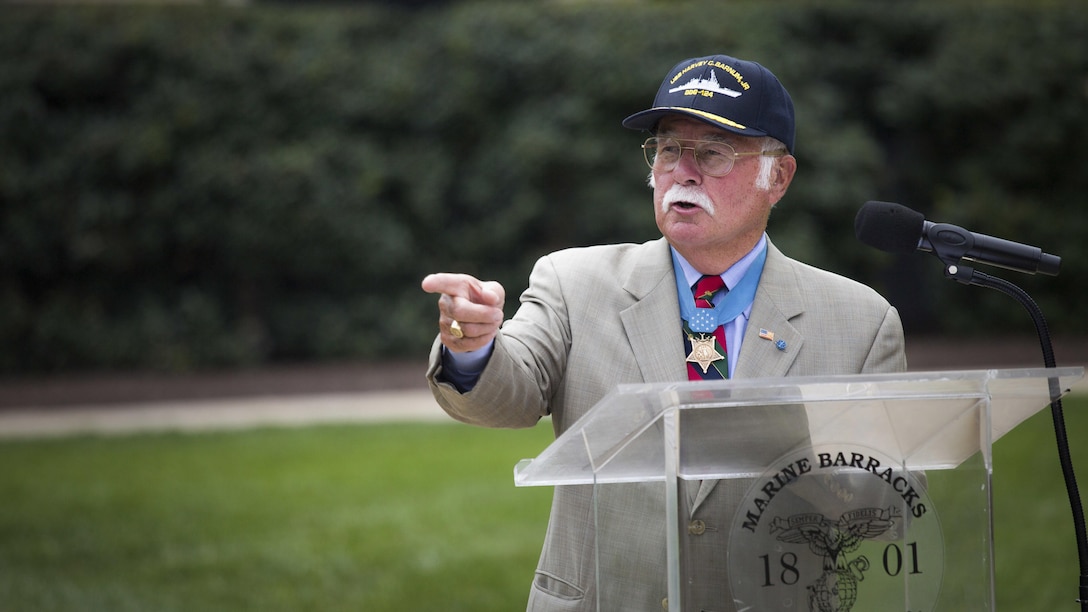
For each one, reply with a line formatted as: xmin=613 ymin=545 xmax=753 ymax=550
xmin=860 ymin=304 xmax=908 ymax=374
xmin=426 ymin=254 xmax=572 ymax=429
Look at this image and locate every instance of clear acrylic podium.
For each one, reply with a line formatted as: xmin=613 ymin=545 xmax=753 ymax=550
xmin=514 ymin=368 xmax=1084 ymax=611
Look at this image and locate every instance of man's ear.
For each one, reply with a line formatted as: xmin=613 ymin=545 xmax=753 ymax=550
xmin=770 ymin=155 xmax=797 ymax=200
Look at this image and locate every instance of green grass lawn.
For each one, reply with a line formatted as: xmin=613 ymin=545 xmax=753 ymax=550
xmin=0 ymin=396 xmax=1084 ymax=611
xmin=0 ymin=422 xmax=555 ymax=611
xmin=993 ymin=396 xmax=1088 ymax=611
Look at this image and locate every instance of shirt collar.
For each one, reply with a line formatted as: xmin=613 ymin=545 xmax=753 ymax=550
xmin=672 ymin=233 xmax=769 ymax=291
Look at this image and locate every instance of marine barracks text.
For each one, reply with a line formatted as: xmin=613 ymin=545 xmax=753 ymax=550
xmin=742 ymin=450 xmax=928 ymax=533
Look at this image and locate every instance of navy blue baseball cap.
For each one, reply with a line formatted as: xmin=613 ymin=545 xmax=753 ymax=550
xmin=623 ymin=54 xmax=795 ymax=153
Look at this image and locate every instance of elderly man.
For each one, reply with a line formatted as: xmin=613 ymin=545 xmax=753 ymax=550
xmin=422 ymin=54 xmax=906 ymax=611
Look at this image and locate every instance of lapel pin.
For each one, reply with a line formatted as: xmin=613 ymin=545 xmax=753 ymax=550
xmin=759 ymin=328 xmax=786 ymax=350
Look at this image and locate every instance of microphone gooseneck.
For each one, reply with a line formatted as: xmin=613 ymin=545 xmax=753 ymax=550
xmin=855 ymin=200 xmax=1085 ymax=609
xmin=970 ymin=270 xmax=1088 ymax=611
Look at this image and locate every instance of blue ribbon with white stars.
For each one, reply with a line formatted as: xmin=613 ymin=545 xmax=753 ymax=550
xmin=673 ymin=242 xmax=766 ymax=333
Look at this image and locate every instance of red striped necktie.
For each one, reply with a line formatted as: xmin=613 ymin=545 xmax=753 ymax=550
xmin=685 ymin=275 xmax=729 ymax=380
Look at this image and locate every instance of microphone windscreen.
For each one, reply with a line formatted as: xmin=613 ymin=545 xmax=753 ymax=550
xmin=854 ymin=201 xmax=926 ymax=255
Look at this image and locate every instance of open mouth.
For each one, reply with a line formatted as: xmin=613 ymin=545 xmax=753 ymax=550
xmin=661 ymin=185 xmax=715 ymax=216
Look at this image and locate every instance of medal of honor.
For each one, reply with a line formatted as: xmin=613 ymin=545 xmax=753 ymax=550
xmin=673 ymin=240 xmax=768 ymax=380
xmin=686 ymin=333 xmax=724 ymax=374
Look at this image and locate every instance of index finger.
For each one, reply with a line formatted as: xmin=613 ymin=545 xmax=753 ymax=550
xmin=421 ymin=273 xmax=475 ymax=298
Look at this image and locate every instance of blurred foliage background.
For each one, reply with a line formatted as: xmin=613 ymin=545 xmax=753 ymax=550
xmin=1 ymin=0 xmax=1086 ymax=375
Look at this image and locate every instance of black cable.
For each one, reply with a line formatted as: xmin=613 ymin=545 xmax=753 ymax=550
xmin=951 ymin=265 xmax=1088 ymax=609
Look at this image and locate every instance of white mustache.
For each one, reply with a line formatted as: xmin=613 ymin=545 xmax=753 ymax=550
xmin=661 ymin=184 xmax=715 ymax=216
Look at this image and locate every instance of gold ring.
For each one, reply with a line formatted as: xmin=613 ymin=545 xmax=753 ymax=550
xmin=449 ymin=320 xmax=464 ymax=339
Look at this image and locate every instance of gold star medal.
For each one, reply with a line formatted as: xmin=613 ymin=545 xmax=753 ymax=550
xmin=686 ymin=333 xmax=724 ymax=374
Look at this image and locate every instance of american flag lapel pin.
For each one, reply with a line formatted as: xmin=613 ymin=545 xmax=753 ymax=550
xmin=760 ymin=328 xmax=787 ymax=351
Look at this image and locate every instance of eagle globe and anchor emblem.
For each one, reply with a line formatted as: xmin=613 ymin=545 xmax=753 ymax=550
xmin=769 ymin=507 xmax=901 ymax=612
xmin=728 ymin=446 xmax=945 ymax=611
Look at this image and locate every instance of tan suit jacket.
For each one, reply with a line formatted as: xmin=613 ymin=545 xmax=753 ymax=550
xmin=427 ymin=237 xmax=906 ymax=611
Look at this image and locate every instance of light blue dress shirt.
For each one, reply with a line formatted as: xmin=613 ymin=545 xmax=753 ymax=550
xmin=673 ymin=233 xmax=765 ymax=378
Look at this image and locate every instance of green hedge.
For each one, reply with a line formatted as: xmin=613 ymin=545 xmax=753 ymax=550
xmin=1 ymin=2 xmax=1085 ymax=374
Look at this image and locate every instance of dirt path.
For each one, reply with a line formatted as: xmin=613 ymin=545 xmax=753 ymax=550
xmin=0 ymin=337 xmax=1083 ymax=438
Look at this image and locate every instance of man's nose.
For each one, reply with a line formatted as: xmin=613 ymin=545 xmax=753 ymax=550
xmin=672 ymin=147 xmax=703 ymax=183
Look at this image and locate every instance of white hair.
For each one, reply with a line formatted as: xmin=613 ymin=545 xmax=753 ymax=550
xmin=754 ymin=136 xmax=787 ymax=191
xmin=753 ymin=155 xmax=774 ymax=191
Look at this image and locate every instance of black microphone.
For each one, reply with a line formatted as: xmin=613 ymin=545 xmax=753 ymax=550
xmin=855 ymin=200 xmax=1061 ymax=276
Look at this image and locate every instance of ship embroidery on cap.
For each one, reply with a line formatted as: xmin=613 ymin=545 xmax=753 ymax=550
xmin=668 ymin=70 xmax=742 ymax=98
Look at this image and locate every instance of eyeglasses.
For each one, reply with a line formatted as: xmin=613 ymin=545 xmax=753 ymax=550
xmin=641 ymin=137 xmax=786 ymax=177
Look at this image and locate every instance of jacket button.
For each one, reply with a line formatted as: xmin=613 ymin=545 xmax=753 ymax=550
xmin=661 ymin=597 xmax=669 ymax=610
xmin=688 ymin=519 xmax=707 ymax=535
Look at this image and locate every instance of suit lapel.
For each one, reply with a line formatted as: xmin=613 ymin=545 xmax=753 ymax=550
xmin=735 ymin=243 xmax=805 ymax=379
xmin=619 ymin=239 xmax=688 ymax=384
xmin=616 ymin=240 xmax=806 ymax=383
xmin=611 ymin=239 xmax=810 ymax=515
xmin=691 ymin=242 xmax=806 ymax=513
